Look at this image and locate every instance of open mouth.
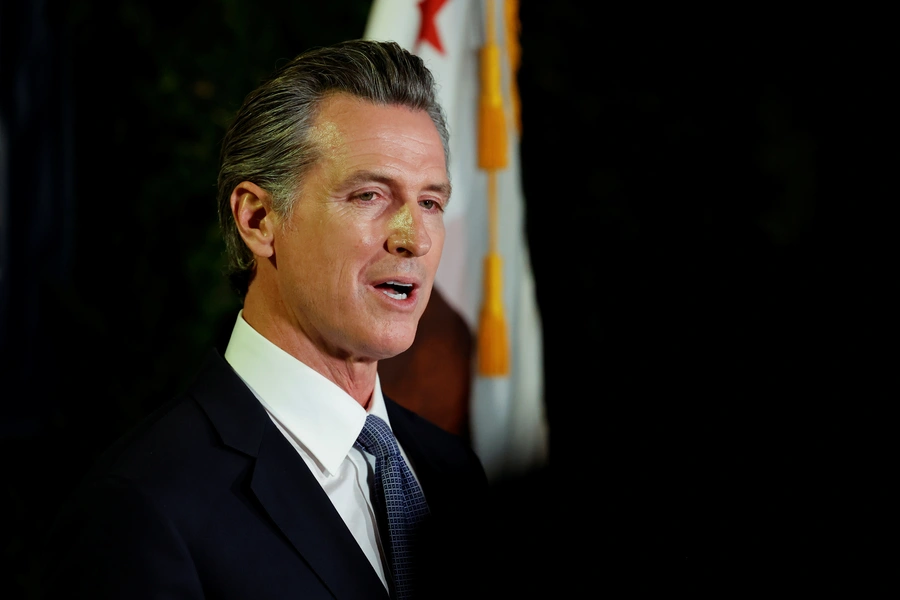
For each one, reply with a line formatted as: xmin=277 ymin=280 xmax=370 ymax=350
xmin=376 ymin=281 xmax=414 ymax=300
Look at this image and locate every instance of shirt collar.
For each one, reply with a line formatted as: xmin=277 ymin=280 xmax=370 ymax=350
xmin=223 ymin=311 xmax=391 ymax=476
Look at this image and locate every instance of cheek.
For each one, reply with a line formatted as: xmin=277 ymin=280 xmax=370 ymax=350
xmin=304 ymin=218 xmax=369 ymax=260
xmin=428 ymin=226 xmax=446 ymax=263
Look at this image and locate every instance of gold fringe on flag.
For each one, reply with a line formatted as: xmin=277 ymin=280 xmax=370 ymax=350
xmin=505 ymin=0 xmax=522 ymax=136
xmin=477 ymin=0 xmax=511 ymax=376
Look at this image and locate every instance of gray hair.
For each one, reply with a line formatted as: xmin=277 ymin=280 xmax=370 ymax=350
xmin=216 ymin=39 xmax=450 ymax=297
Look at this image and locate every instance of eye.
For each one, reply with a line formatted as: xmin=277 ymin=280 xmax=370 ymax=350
xmin=356 ymin=191 xmax=377 ymax=202
xmin=420 ymin=199 xmax=442 ymax=211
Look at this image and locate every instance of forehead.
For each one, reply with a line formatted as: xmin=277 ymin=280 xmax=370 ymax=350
xmin=309 ymin=94 xmax=446 ymax=167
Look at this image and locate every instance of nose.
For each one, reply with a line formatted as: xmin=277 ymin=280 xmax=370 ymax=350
xmin=386 ymin=203 xmax=432 ymax=257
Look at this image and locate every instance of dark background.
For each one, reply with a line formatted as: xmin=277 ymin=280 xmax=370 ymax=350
xmin=2 ymin=1 xmax=892 ymax=597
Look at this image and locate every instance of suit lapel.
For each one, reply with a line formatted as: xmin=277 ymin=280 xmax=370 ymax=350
xmin=192 ymin=350 xmax=388 ymax=600
xmin=251 ymin=418 xmax=388 ymax=599
xmin=385 ymin=396 xmax=488 ymax=520
xmin=385 ymin=399 xmax=451 ymax=514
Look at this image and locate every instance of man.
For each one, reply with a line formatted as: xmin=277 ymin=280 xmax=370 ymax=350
xmin=42 ymin=40 xmax=488 ymax=599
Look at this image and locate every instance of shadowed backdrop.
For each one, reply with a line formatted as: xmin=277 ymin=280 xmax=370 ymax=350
xmin=2 ymin=1 xmax=891 ymax=597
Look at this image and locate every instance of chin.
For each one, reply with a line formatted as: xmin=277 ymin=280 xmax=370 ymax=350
xmin=378 ymin=339 xmax=415 ymax=361
xmin=368 ymin=330 xmax=416 ymax=361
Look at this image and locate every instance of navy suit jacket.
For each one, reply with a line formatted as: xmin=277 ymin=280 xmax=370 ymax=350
xmin=42 ymin=349 xmax=489 ymax=599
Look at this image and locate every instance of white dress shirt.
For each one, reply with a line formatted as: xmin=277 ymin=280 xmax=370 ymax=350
xmin=223 ymin=311 xmax=421 ymax=591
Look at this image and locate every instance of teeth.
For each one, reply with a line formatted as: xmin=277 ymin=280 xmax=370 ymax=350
xmin=382 ymin=281 xmax=412 ymax=300
xmin=383 ymin=290 xmax=408 ymax=300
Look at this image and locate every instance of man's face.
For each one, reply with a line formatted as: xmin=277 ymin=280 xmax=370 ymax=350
xmin=271 ymin=93 xmax=450 ymax=362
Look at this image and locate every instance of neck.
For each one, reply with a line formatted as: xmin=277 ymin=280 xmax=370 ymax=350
xmin=241 ymin=286 xmax=379 ymax=408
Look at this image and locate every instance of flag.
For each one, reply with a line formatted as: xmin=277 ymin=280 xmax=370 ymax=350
xmin=364 ymin=0 xmax=548 ymax=482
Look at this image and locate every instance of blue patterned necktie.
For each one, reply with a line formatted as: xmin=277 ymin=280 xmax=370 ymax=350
xmin=355 ymin=414 xmax=430 ymax=599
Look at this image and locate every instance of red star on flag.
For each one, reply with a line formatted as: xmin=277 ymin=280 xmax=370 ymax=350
xmin=416 ymin=0 xmax=448 ymax=54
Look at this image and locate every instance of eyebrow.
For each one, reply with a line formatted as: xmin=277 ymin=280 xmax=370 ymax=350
xmin=340 ymin=170 xmax=452 ymax=203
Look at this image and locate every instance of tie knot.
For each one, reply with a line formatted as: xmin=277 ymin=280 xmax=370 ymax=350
xmin=355 ymin=414 xmax=401 ymax=461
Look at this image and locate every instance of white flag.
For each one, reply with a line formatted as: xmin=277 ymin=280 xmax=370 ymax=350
xmin=364 ymin=0 xmax=549 ymax=481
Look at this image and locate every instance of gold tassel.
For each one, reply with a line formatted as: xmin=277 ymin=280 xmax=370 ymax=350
xmin=478 ymin=252 xmax=510 ymax=376
xmin=478 ymin=1 xmax=508 ymax=170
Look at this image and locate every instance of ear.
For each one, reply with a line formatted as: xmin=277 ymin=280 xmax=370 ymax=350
xmin=230 ymin=181 xmax=277 ymax=259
